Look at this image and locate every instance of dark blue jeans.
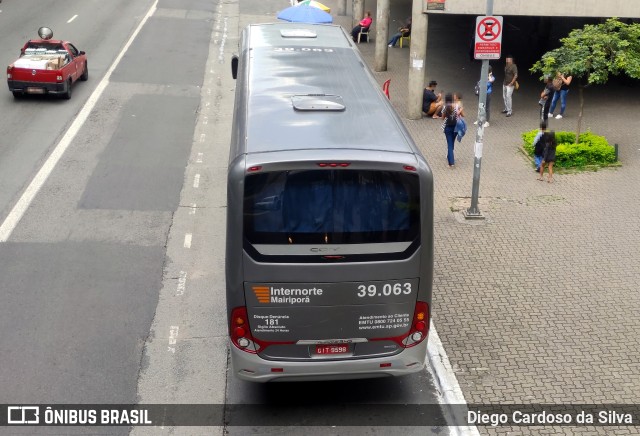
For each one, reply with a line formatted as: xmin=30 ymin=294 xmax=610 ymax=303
xmin=444 ymin=125 xmax=456 ymax=166
xmin=388 ymin=32 xmax=402 ymax=46
xmin=549 ymin=89 xmax=569 ymax=115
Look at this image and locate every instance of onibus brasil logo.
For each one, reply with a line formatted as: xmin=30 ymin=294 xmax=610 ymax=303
xmin=252 ymin=285 xmax=323 ymax=304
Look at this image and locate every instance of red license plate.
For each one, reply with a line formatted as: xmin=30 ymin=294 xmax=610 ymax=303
xmin=315 ymin=344 xmax=349 ymax=355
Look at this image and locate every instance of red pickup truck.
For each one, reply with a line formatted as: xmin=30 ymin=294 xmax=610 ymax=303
xmin=7 ymin=28 xmax=88 ymax=99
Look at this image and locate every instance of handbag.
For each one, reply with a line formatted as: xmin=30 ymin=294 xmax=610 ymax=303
xmin=515 ymin=81 xmax=520 ymax=90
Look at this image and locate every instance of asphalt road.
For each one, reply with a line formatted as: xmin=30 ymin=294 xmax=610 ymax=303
xmin=0 ymin=1 xmax=449 ymax=434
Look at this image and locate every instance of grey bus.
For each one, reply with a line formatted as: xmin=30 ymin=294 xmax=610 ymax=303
xmin=227 ymin=23 xmax=434 ymax=382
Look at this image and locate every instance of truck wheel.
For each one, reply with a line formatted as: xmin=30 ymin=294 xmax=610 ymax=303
xmin=80 ymin=62 xmax=89 ymax=81
xmin=63 ymin=79 xmax=72 ymax=100
xmin=12 ymin=91 xmax=23 ymax=99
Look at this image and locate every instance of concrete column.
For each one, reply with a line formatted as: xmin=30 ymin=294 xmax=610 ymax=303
xmin=353 ymin=0 xmax=364 ymax=27
xmin=407 ymin=1 xmax=428 ymax=120
xmin=374 ymin=0 xmax=390 ymax=72
xmin=336 ymin=0 xmax=347 ymax=16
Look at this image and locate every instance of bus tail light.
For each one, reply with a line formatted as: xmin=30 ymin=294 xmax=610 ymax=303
xmin=372 ymin=301 xmax=429 ymax=348
xmin=230 ymin=306 xmax=259 ymax=354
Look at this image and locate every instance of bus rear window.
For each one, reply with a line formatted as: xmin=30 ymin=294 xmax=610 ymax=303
xmin=243 ymin=170 xmax=420 ymax=244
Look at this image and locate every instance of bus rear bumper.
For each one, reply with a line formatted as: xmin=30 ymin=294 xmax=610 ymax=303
xmin=230 ymin=341 xmax=427 ymax=382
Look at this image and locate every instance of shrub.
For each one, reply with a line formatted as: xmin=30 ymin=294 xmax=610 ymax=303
xmin=521 ymin=129 xmax=616 ymax=168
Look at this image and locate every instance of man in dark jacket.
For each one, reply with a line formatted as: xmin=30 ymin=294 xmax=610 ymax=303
xmin=422 ymin=80 xmax=443 ymax=118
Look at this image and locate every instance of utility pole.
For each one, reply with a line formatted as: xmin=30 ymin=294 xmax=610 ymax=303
xmin=464 ymin=0 xmax=495 ymax=220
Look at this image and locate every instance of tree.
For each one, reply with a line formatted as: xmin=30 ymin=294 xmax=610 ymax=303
xmin=530 ymin=18 xmax=640 ymax=142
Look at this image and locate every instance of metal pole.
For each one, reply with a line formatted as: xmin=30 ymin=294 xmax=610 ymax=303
xmin=464 ymin=0 xmax=494 ymax=220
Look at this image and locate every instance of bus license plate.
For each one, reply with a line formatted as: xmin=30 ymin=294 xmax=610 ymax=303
xmin=315 ymin=345 xmax=349 ymax=355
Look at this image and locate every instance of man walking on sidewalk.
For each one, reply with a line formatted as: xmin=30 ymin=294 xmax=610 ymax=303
xmin=502 ymin=55 xmax=518 ymax=117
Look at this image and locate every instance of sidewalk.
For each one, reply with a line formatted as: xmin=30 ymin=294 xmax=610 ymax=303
xmin=327 ymin=0 xmax=640 ymax=431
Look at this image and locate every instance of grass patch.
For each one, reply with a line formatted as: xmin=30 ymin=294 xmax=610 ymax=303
xmin=521 ymin=130 xmax=619 ymax=169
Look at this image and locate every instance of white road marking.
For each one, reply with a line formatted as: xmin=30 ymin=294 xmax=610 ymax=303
xmin=196 ymin=153 xmax=203 ymax=163
xmin=193 ymin=174 xmax=200 ymax=188
xmin=176 ymin=271 xmax=187 ymax=296
xmin=183 ymin=233 xmax=192 ymax=248
xmin=199 ymin=133 xmax=206 ymax=143
xmin=0 ymin=0 xmax=159 ymax=242
xmin=67 ymin=14 xmax=78 ymax=23
xmin=168 ymin=326 xmax=179 ymax=353
xmin=189 ymin=203 xmax=197 ymax=215
xmin=218 ymin=17 xmax=228 ymax=64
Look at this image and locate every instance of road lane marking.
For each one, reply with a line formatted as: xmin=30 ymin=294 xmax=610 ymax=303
xmin=168 ymin=326 xmax=179 ymax=353
xmin=183 ymin=233 xmax=192 ymax=248
xmin=189 ymin=203 xmax=197 ymax=215
xmin=196 ymin=153 xmax=203 ymax=163
xmin=193 ymin=174 xmax=200 ymax=188
xmin=67 ymin=15 xmax=78 ymax=23
xmin=199 ymin=133 xmax=206 ymax=143
xmin=0 ymin=0 xmax=159 ymax=243
xmin=176 ymin=271 xmax=187 ymax=296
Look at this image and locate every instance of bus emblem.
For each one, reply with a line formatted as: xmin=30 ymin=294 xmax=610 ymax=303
xmin=252 ymin=286 xmax=271 ymax=303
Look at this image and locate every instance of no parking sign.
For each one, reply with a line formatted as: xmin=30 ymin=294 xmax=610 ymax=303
xmin=474 ymin=16 xmax=503 ymax=60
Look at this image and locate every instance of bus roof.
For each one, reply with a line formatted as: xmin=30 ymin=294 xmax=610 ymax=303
xmin=239 ymin=23 xmax=421 ymax=157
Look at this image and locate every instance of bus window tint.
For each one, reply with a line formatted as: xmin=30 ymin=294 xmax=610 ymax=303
xmin=244 ymin=170 xmax=419 ymax=244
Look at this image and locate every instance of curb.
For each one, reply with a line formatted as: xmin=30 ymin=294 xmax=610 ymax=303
xmin=428 ymin=321 xmax=481 ymax=436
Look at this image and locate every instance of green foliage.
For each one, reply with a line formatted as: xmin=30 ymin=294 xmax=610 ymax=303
xmin=522 ymin=129 xmax=616 ymax=168
xmin=530 ymin=18 xmax=640 ymax=83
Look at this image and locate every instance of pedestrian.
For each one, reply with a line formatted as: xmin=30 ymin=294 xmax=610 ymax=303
xmin=351 ymin=12 xmax=373 ymax=42
xmin=502 ymin=55 xmax=518 ymax=117
xmin=539 ymin=75 xmax=555 ymax=123
xmin=548 ymin=71 xmax=572 ymax=119
xmin=422 ymin=80 xmax=443 ymax=118
xmin=388 ymin=17 xmax=411 ymax=47
xmin=474 ymin=66 xmax=495 ymax=127
xmin=453 ymin=92 xmax=467 ymax=141
xmin=532 ymin=121 xmax=547 ymax=172
xmin=439 ymin=93 xmax=459 ymax=168
xmin=538 ymin=130 xmax=557 ymax=183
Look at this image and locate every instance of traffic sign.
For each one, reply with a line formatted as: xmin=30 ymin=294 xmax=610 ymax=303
xmin=474 ymin=16 xmax=503 ymax=60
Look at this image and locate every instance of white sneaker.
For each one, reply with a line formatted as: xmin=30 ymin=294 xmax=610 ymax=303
xmin=473 ymin=120 xmax=478 ymax=125
xmin=483 ymin=121 xmax=490 ymax=127
xmin=555 ymin=114 xmax=563 ymax=119
xmin=388 ymin=44 xmax=393 ymax=47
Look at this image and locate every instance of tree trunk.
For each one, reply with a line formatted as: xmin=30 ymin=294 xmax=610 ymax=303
xmin=576 ymin=81 xmax=584 ymax=144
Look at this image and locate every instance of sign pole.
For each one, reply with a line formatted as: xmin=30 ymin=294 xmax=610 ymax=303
xmin=465 ymin=0 xmax=496 ymax=220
